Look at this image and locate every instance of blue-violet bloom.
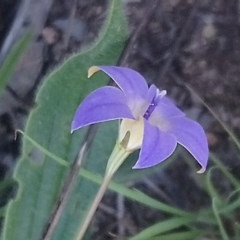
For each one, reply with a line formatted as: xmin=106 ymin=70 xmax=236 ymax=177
xmin=71 ymin=66 xmax=209 ymax=172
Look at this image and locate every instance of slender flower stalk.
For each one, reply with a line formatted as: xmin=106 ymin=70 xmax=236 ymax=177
xmin=76 ymin=137 xmax=131 ymax=240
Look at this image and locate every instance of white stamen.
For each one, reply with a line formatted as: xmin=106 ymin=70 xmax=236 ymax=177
xmin=158 ymin=90 xmax=167 ymax=98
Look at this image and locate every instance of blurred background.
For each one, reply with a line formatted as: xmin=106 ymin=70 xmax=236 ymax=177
xmin=0 ymin=0 xmax=240 ymax=239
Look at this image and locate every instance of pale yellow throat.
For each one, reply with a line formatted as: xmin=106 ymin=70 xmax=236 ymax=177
xmin=119 ymin=118 xmax=144 ymax=151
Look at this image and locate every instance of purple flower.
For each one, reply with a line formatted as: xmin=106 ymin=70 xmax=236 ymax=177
xmin=71 ymin=66 xmax=209 ymax=172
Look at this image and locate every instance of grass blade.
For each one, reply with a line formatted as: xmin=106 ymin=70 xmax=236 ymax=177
xmin=0 ymin=30 xmax=31 ymax=96
xmin=129 ymin=217 xmax=194 ymax=240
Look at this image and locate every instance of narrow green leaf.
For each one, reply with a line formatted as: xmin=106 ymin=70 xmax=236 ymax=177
xmin=221 ymin=193 xmax=240 ymax=215
xmin=0 ymin=30 xmax=31 ymax=96
xmin=206 ymin=167 xmax=222 ymax=203
xmin=2 ymin=1 xmax=127 ymax=240
xmin=150 ymin=230 xmax=200 ymax=240
xmin=129 ymin=217 xmax=194 ymax=240
xmin=212 ymin=198 xmax=230 ymax=240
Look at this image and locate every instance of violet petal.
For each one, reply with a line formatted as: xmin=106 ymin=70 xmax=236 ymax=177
xmin=168 ymin=117 xmax=209 ymax=172
xmin=98 ymin=66 xmax=149 ymax=100
xmin=71 ymin=86 xmax=134 ymax=132
xmin=156 ymin=97 xmax=185 ymax=118
xmin=148 ymin=97 xmax=184 ymax=132
xmin=133 ymin=119 xmax=177 ymax=169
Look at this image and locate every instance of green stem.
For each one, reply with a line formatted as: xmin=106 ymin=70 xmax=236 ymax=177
xmin=76 ymin=143 xmax=130 ymax=240
xmin=76 ymin=174 xmax=111 ymax=240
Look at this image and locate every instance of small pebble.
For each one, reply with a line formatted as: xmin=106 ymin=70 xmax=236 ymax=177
xmin=42 ymin=27 xmax=59 ymax=45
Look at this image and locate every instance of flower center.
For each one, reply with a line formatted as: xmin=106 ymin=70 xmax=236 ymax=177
xmin=143 ymin=89 xmax=166 ymax=120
